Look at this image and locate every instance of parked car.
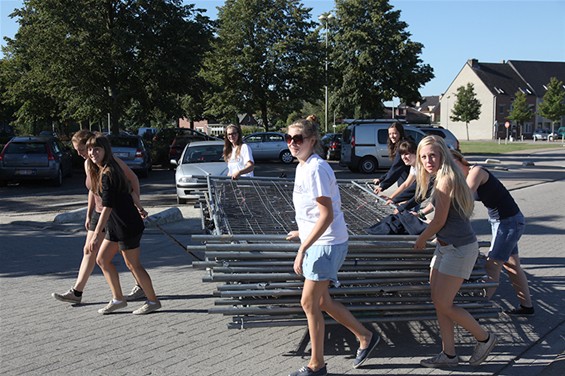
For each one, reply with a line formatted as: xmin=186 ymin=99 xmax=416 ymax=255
xmin=556 ymin=127 xmax=565 ymax=140
xmin=170 ymin=141 xmax=227 ymax=204
xmin=152 ymin=128 xmax=219 ymax=167
xmin=0 ymin=136 xmax=73 ymax=186
xmin=321 ymin=133 xmax=342 ymax=160
xmin=413 ymin=125 xmax=460 ymax=151
xmin=107 ymin=134 xmax=152 ymax=178
xmin=532 ymin=129 xmax=557 ymax=141
xmin=340 ymin=120 xmax=428 ymax=173
xmin=243 ymin=132 xmax=293 ymax=164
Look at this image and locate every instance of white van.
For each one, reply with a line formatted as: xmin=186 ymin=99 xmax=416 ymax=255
xmin=340 ymin=120 xmax=427 ymax=173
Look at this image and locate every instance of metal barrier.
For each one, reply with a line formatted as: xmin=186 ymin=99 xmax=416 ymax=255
xmin=191 ymin=178 xmax=500 ymax=329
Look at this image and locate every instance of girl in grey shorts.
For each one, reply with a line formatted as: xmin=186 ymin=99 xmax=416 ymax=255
xmin=414 ymin=136 xmax=496 ymax=368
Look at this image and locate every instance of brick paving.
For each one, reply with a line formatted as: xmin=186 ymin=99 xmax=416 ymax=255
xmin=0 ymin=148 xmax=563 ymax=376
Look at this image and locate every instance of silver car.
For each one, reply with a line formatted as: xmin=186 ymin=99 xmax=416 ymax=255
xmin=0 ymin=136 xmax=73 ymax=186
xmin=243 ymin=132 xmax=293 ymax=164
xmin=171 ymin=141 xmax=227 ymax=204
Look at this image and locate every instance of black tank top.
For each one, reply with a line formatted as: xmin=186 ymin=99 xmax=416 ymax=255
xmin=474 ymin=167 xmax=520 ymax=220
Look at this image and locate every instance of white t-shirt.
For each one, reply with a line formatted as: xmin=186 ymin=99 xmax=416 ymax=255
xmin=227 ymin=144 xmax=254 ymax=177
xmin=293 ymin=153 xmax=348 ymax=245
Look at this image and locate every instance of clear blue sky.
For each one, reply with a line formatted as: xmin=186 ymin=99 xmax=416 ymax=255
xmin=2 ymin=0 xmax=564 ymax=97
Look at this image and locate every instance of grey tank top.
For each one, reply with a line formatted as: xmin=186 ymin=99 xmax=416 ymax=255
xmin=436 ymin=203 xmax=477 ymax=247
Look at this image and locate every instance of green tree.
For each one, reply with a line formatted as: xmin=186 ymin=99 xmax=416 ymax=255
xmin=330 ymin=0 xmax=434 ymax=119
xmin=2 ymin=0 xmax=212 ymax=134
xmin=508 ymin=91 xmax=534 ymax=139
xmin=202 ymin=0 xmax=324 ymax=130
xmin=537 ymin=76 xmax=565 ymax=135
xmin=451 ymin=83 xmax=481 ymax=141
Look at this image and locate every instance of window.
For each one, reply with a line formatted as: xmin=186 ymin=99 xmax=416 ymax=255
xmin=498 ymin=104 xmax=505 ymax=114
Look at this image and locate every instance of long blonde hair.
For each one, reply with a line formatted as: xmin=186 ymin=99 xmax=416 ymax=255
xmin=415 ymin=136 xmax=474 ymax=218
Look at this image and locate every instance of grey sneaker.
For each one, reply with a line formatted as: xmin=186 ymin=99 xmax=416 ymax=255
xmin=132 ymin=300 xmax=162 ymax=315
xmin=125 ymin=285 xmax=146 ymax=301
xmin=52 ymin=289 xmax=81 ymax=304
xmin=98 ymin=300 xmax=127 ymax=314
xmin=420 ymin=352 xmax=459 ymax=368
xmin=469 ymin=333 xmax=497 ymax=366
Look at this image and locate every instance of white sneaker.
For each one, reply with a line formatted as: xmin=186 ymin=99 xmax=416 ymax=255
xmin=132 ymin=300 xmax=162 ymax=315
xmin=125 ymin=285 xmax=146 ymax=301
xmin=98 ymin=300 xmax=127 ymax=314
xmin=469 ymin=333 xmax=497 ymax=366
xmin=420 ymin=352 xmax=459 ymax=368
xmin=52 ymin=289 xmax=81 ymax=304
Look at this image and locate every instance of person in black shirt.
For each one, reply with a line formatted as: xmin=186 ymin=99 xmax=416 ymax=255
xmin=373 ymin=122 xmax=411 ymax=194
xmin=86 ymin=133 xmax=161 ymax=315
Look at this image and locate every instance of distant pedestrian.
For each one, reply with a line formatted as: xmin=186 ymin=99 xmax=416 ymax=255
xmin=285 ymin=119 xmax=379 ymax=376
xmin=451 ymin=150 xmax=533 ymax=315
xmin=414 ymin=136 xmax=496 ymax=368
xmin=86 ymin=133 xmax=160 ymax=315
xmin=223 ymin=124 xmax=254 ymax=179
xmin=52 ymin=130 xmax=145 ymax=305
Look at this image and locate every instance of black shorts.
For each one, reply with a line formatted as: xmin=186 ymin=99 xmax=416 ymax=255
xmin=105 ymin=231 xmax=143 ymax=251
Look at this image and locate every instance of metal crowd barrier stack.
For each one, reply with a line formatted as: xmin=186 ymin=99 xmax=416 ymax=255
xmin=189 ymin=177 xmax=501 ymax=329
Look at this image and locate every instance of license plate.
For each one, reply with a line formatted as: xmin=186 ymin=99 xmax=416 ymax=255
xmin=114 ymin=152 xmax=129 ymax=158
xmin=15 ymin=169 xmax=35 ymax=176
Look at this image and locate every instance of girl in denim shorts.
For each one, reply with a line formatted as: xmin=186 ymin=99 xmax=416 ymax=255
xmin=285 ymin=119 xmax=379 ymax=376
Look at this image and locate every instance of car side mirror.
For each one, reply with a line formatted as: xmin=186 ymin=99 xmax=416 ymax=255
xmin=170 ymin=159 xmax=178 ymax=167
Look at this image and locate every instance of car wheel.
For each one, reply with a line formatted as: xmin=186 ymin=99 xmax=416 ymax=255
xmin=280 ymin=150 xmax=293 ymax=164
xmin=177 ymin=196 xmax=187 ymax=205
xmin=52 ymin=168 xmax=63 ymax=186
xmin=549 ymin=135 xmax=554 ymax=141
xmin=359 ymin=156 xmax=378 ymax=174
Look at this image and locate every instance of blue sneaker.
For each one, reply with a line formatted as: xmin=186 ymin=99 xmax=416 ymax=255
xmin=289 ymin=365 xmax=327 ymax=376
xmin=353 ymin=333 xmax=380 ymax=368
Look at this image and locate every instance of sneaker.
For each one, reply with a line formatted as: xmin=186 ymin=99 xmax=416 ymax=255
xmin=505 ymin=305 xmax=535 ymax=316
xmin=125 ymin=285 xmax=146 ymax=301
xmin=420 ymin=352 xmax=459 ymax=368
xmin=469 ymin=333 xmax=497 ymax=366
xmin=353 ymin=333 xmax=380 ymax=368
xmin=132 ymin=300 xmax=162 ymax=315
xmin=98 ymin=300 xmax=127 ymax=314
xmin=52 ymin=289 xmax=81 ymax=304
xmin=289 ymin=365 xmax=327 ymax=376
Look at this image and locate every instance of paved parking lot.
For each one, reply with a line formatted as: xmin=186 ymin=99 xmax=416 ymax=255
xmin=0 ymin=148 xmax=564 ymax=375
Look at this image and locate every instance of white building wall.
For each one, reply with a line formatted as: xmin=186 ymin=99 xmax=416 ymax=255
xmin=440 ymin=64 xmax=496 ymax=141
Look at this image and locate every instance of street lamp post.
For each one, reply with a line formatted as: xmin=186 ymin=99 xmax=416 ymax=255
xmin=318 ymin=13 xmax=334 ymax=133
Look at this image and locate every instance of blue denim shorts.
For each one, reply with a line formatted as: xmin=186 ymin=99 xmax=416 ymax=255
xmin=302 ymin=242 xmax=348 ymax=287
xmin=488 ymin=212 xmax=525 ymax=262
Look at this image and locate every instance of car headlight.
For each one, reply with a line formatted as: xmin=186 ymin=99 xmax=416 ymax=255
xmin=178 ymin=176 xmax=198 ymax=183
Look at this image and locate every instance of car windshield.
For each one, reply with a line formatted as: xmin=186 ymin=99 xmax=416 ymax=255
xmin=6 ymin=142 xmax=47 ymax=154
xmin=182 ymin=145 xmax=224 ymax=164
xmin=109 ymin=137 xmax=139 ymax=148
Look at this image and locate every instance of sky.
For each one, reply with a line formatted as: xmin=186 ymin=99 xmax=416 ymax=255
xmin=1 ymin=0 xmax=564 ymax=98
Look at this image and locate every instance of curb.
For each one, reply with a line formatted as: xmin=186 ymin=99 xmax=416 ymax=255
xmin=53 ymin=206 xmax=183 ymax=226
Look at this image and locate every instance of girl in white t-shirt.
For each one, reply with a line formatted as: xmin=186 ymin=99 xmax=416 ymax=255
xmin=223 ymin=124 xmax=254 ymax=179
xmin=285 ymin=119 xmax=379 ymax=376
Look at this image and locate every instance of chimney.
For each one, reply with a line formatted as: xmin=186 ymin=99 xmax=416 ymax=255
xmin=468 ymin=58 xmax=479 ymax=69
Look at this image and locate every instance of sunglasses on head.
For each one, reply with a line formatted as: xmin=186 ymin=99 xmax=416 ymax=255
xmin=285 ymin=134 xmax=306 ymax=145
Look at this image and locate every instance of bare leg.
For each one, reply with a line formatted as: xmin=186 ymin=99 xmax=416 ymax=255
xmin=319 ymin=286 xmax=373 ymax=349
xmin=73 ymin=230 xmax=98 ymax=292
xmin=484 ymin=258 xmax=503 ymax=299
xmin=430 ymin=269 xmax=489 ymax=355
xmin=504 ymin=254 xmax=533 ymax=307
xmin=121 ymin=248 xmax=157 ymax=302
xmin=301 ymin=280 xmax=328 ymax=372
xmin=96 ymin=239 xmax=123 ymax=300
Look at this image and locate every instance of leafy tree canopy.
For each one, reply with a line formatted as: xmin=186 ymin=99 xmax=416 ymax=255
xmin=537 ymin=76 xmax=565 ymax=132
xmin=1 ymin=0 xmax=212 ymax=134
xmin=331 ymin=0 xmax=434 ymax=119
xmin=201 ymin=0 xmax=324 ymax=130
xmin=508 ymin=91 xmax=533 ymax=136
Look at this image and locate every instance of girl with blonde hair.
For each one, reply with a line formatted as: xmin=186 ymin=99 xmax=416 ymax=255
xmin=414 ymin=136 xmax=496 ymax=368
